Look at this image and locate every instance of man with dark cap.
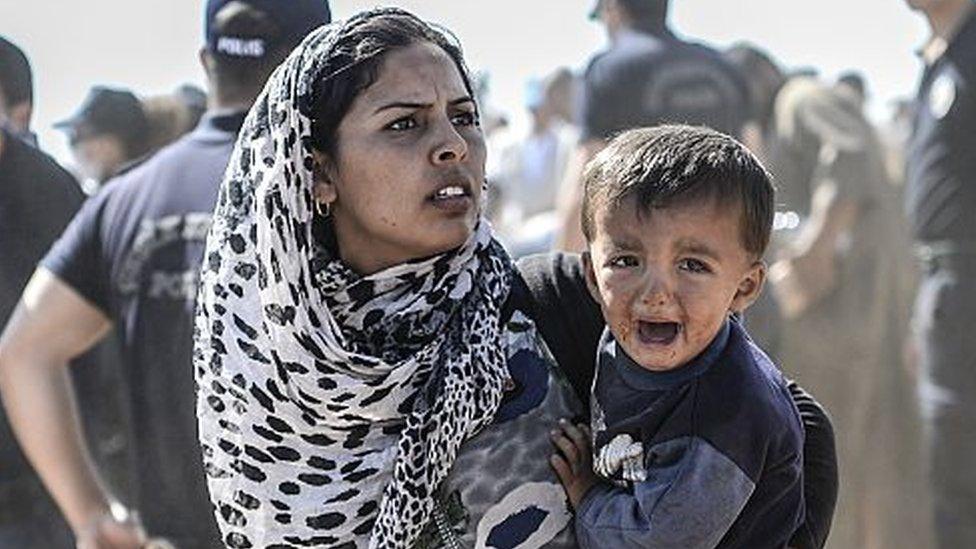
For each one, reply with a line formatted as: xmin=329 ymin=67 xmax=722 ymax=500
xmin=903 ymin=0 xmax=976 ymax=545
xmin=0 ymin=1 xmax=331 ymax=547
xmin=554 ymin=0 xmax=750 ymax=250
xmin=55 ymin=86 xmax=152 ymax=189
xmin=0 ymin=35 xmax=37 ymax=145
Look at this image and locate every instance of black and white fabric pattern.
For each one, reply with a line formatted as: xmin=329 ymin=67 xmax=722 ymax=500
xmin=193 ymin=20 xmax=513 ymax=549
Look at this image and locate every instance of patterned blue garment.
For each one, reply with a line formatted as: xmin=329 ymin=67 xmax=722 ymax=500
xmin=579 ymin=319 xmax=804 ymax=548
xmin=418 ymin=310 xmax=583 ymax=549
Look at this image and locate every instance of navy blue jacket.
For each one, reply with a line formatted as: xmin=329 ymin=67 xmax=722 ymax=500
xmin=578 ymin=319 xmax=805 ymax=548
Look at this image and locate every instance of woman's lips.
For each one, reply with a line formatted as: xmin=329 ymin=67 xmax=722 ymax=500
xmin=428 ymin=184 xmax=473 ymax=214
xmin=428 ymin=194 xmax=472 ymax=214
xmin=637 ymin=321 xmax=681 ymax=346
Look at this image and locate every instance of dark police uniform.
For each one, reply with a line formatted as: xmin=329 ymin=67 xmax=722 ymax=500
xmin=0 ymin=130 xmax=81 ymax=548
xmin=1 ymin=131 xmax=130 ymax=548
xmin=906 ymin=8 xmax=976 ymax=546
xmin=42 ymin=112 xmax=247 ymax=548
xmin=580 ymin=28 xmax=750 ymax=142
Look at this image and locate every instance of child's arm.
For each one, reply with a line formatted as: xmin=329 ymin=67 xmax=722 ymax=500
xmin=551 ymin=423 xmax=757 ymax=549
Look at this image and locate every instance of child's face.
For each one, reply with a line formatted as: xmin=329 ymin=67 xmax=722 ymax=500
xmin=583 ymin=196 xmax=765 ymax=371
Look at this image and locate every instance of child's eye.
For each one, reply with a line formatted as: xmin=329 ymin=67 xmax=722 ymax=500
xmin=387 ymin=116 xmax=418 ymax=131
xmin=678 ymin=258 xmax=711 ymax=274
xmin=608 ymin=256 xmax=639 ymax=269
xmin=451 ymin=110 xmax=480 ymax=127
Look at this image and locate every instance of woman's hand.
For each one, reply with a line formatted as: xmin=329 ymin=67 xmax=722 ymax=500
xmin=549 ymin=419 xmax=597 ymax=510
xmin=75 ymin=507 xmax=147 ymax=549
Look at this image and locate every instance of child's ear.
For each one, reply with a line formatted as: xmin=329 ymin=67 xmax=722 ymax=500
xmin=581 ymin=250 xmax=604 ymax=306
xmin=730 ymin=260 xmax=766 ymax=314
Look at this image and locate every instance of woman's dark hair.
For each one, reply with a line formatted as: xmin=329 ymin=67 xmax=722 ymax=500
xmin=306 ymin=8 xmax=475 ymax=157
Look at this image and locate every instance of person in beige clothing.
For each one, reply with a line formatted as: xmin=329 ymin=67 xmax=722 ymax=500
xmin=728 ymin=45 xmax=929 ymax=548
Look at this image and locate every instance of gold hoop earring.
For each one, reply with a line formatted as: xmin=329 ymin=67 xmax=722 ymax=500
xmin=315 ymin=200 xmax=332 ymax=218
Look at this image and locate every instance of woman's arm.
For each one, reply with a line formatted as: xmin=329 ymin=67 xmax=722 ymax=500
xmin=786 ymin=380 xmax=838 ymax=549
xmin=516 ymin=252 xmax=603 ymax=404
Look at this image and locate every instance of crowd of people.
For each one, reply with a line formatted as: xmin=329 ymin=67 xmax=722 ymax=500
xmin=0 ymin=0 xmax=972 ymax=548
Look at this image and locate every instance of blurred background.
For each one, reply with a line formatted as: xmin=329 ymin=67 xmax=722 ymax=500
xmin=0 ymin=0 xmax=928 ymax=166
xmin=1 ymin=1 xmax=967 ymax=548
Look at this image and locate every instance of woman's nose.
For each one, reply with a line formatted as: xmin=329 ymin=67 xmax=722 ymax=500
xmin=431 ymin=118 xmax=468 ymax=164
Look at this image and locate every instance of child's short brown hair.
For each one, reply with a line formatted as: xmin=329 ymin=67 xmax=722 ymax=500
xmin=581 ymin=125 xmax=775 ymax=257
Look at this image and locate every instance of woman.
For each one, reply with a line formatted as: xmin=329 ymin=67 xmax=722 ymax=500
xmin=194 ymin=8 xmax=835 ymax=548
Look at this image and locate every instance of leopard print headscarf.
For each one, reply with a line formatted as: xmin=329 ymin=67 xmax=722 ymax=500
xmin=194 ymin=13 xmax=512 ymax=549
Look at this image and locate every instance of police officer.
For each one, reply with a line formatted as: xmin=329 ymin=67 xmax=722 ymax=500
xmin=554 ymin=0 xmax=750 ymax=250
xmin=0 ymin=62 xmax=84 ymax=549
xmin=55 ymin=86 xmax=152 ymax=189
xmin=0 ymin=1 xmax=331 ymax=547
xmin=904 ymin=0 xmax=976 ymax=545
xmin=0 ymin=36 xmax=37 ymax=145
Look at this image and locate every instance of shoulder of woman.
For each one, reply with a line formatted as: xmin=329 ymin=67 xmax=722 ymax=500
xmin=515 ymin=252 xmax=586 ymax=296
xmin=512 ymin=252 xmax=604 ymax=402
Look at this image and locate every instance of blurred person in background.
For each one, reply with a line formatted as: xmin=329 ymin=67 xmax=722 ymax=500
xmin=723 ymin=44 xmax=786 ymax=165
xmin=0 ymin=53 xmax=85 ymax=549
xmin=553 ymin=0 xmax=750 ymax=251
xmin=472 ymin=71 xmax=510 ymax=139
xmin=836 ymin=71 xmax=867 ymax=110
xmin=718 ymin=44 xmax=790 ymax=359
xmin=0 ymin=35 xmax=37 ymax=146
xmin=904 ymin=0 xmax=976 ymax=545
xmin=730 ymin=44 xmax=929 ymax=549
xmin=142 ymin=84 xmax=208 ymax=153
xmin=0 ymin=1 xmax=331 ymax=547
xmin=1 ymin=36 xmax=131 ymax=549
xmin=880 ymin=97 xmax=916 ymax=187
xmin=543 ymin=66 xmax=579 ymax=126
xmin=175 ymin=83 xmax=208 ymax=124
xmin=490 ymin=68 xmax=579 ymax=256
xmin=55 ymin=86 xmax=152 ymax=192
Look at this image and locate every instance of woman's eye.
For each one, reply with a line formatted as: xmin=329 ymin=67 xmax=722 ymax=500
xmin=387 ymin=117 xmax=417 ymax=131
xmin=678 ymin=258 xmax=711 ymax=274
xmin=608 ymin=256 xmax=638 ymax=269
xmin=451 ymin=111 xmax=480 ymax=127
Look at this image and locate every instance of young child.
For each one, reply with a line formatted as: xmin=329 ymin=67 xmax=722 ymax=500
xmin=550 ymin=125 xmax=805 ymax=547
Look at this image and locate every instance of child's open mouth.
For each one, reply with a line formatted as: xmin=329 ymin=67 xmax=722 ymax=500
xmin=637 ymin=321 xmax=681 ymax=346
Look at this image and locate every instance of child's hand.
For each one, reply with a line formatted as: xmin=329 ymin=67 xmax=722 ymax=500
xmin=549 ymin=418 xmax=597 ymax=510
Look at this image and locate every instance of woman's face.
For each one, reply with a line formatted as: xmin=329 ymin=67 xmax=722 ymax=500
xmin=314 ymin=41 xmax=485 ymax=275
